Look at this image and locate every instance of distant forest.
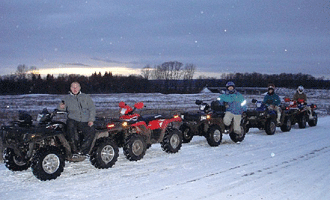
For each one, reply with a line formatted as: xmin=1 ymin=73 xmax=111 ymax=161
xmin=0 ymin=63 xmax=329 ymax=95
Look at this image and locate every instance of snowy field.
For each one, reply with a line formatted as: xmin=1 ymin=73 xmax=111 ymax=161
xmin=0 ymin=88 xmax=329 ymax=123
xmin=0 ymin=89 xmax=330 ymax=200
xmin=0 ymin=116 xmax=330 ymax=200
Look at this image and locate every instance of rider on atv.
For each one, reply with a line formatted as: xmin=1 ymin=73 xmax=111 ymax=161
xmin=263 ymin=83 xmax=281 ymax=125
xmin=218 ymin=81 xmax=247 ymax=136
xmin=293 ymin=85 xmax=313 ymax=120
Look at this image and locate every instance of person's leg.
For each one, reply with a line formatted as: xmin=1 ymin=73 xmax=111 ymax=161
xmin=78 ymin=122 xmax=96 ymax=155
xmin=306 ymin=106 xmax=313 ymax=119
xmin=233 ymin=114 xmax=242 ymax=134
xmin=275 ymin=106 xmax=281 ymax=124
xmin=223 ymin=112 xmax=234 ymax=126
xmin=66 ymin=118 xmax=78 ymax=154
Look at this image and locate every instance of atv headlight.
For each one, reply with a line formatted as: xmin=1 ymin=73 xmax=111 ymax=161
xmin=107 ymin=123 xmax=115 ymax=129
xmin=201 ymin=115 xmax=207 ymax=120
xmin=181 ymin=115 xmax=184 ymax=119
xmin=241 ymin=100 xmax=247 ymax=107
xmin=122 ymin=121 xmax=128 ymax=127
xmin=23 ymin=133 xmax=36 ymax=141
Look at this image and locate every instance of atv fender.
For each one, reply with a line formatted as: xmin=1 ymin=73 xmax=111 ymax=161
xmin=56 ymin=134 xmax=72 ymax=158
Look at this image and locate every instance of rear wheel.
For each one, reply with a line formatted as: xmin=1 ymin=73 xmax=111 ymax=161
xmin=265 ymin=118 xmax=276 ymax=135
xmin=280 ymin=117 xmax=292 ymax=132
xmin=123 ymin=134 xmax=146 ymax=161
xmin=90 ymin=138 xmax=119 ymax=169
xmin=161 ymin=128 xmax=182 ymax=153
xmin=308 ymin=112 xmax=318 ymax=127
xmin=31 ymin=146 xmax=65 ymax=181
xmin=298 ymin=115 xmax=307 ymax=128
xmin=179 ymin=125 xmax=194 ymax=143
xmin=206 ymin=125 xmax=222 ymax=146
xmin=3 ymin=148 xmax=31 ymax=171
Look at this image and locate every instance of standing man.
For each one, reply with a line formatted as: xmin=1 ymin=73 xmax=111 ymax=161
xmin=218 ymin=81 xmax=247 ymax=135
xmin=263 ymin=83 xmax=281 ymax=124
xmin=59 ymin=82 xmax=96 ymax=156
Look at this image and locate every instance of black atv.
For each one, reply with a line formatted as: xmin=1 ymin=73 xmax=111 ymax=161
xmin=1 ymin=108 xmax=119 ymax=181
xmin=179 ymin=100 xmax=246 ymax=146
xmin=242 ymin=99 xmax=292 ymax=135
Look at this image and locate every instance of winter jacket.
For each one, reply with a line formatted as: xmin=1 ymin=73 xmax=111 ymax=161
xmin=58 ymin=92 xmax=96 ymax=122
xmin=218 ymin=90 xmax=247 ymax=115
xmin=263 ymin=92 xmax=281 ymax=106
xmin=293 ymin=92 xmax=307 ymax=102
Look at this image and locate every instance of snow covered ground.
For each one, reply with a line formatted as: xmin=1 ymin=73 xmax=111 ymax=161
xmin=0 ymin=90 xmax=330 ymax=200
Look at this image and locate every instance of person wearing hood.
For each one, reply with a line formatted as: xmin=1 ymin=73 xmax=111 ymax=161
xmin=58 ymin=81 xmax=96 ymax=156
xmin=263 ymin=83 xmax=281 ymax=124
xmin=218 ymin=81 xmax=247 ymax=136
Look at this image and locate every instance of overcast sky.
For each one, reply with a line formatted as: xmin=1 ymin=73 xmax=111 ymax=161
xmin=1 ymin=0 xmax=329 ymax=78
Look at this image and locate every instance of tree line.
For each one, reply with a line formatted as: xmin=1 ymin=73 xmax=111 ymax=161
xmin=0 ymin=63 xmax=329 ymax=95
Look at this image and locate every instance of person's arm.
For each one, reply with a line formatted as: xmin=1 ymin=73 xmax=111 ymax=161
xmin=275 ymin=94 xmax=281 ymax=106
xmin=58 ymin=98 xmax=67 ymax=111
xmin=87 ymin=95 xmax=96 ymax=123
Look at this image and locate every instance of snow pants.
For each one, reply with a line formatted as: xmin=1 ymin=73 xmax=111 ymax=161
xmin=274 ymin=106 xmax=281 ymax=124
xmin=66 ymin=118 xmax=95 ymax=155
xmin=223 ymin=112 xmax=242 ymax=134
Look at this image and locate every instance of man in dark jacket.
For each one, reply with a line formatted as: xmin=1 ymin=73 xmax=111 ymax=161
xmin=58 ymin=82 xmax=96 ymax=156
xmin=263 ymin=83 xmax=281 ymax=124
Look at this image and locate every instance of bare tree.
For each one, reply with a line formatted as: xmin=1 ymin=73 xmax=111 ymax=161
xmin=183 ymin=63 xmax=196 ymax=80
xmin=16 ymin=64 xmax=29 ymax=79
xmin=153 ymin=61 xmax=183 ymax=80
xmin=141 ymin=65 xmax=152 ymax=80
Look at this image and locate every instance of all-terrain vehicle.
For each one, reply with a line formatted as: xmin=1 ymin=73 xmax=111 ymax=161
xmin=283 ymin=98 xmax=318 ymax=128
xmin=180 ymin=100 xmax=246 ymax=146
xmin=106 ymin=101 xmax=183 ymax=161
xmin=242 ymin=99 xmax=292 ymax=135
xmin=1 ymin=108 xmax=119 ymax=181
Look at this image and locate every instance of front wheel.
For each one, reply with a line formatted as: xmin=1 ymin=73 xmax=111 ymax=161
xmin=179 ymin=125 xmax=194 ymax=143
xmin=206 ymin=125 xmax=222 ymax=146
xmin=308 ymin=112 xmax=318 ymax=127
xmin=265 ymin=118 xmax=276 ymax=135
xmin=280 ymin=117 xmax=292 ymax=132
xmin=3 ymin=148 xmax=31 ymax=171
xmin=123 ymin=134 xmax=147 ymax=161
xmin=229 ymin=126 xmax=245 ymax=143
xmin=298 ymin=115 xmax=307 ymax=128
xmin=161 ymin=128 xmax=183 ymax=153
xmin=31 ymin=146 xmax=65 ymax=181
xmin=90 ymin=138 xmax=119 ymax=169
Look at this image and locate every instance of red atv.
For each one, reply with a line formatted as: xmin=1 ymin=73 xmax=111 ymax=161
xmin=283 ymin=98 xmax=318 ymax=128
xmin=107 ymin=101 xmax=183 ymax=161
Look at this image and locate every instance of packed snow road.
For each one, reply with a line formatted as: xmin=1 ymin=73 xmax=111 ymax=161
xmin=0 ymin=117 xmax=329 ymax=200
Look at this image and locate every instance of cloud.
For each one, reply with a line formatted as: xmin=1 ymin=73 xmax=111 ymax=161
xmin=0 ymin=0 xmax=329 ymax=78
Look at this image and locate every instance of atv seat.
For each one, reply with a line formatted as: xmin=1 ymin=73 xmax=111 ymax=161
xmin=181 ymin=112 xmax=202 ymax=121
xmin=140 ymin=114 xmax=163 ymax=124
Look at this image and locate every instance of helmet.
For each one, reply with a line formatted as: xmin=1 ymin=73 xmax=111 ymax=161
xmin=226 ymin=81 xmax=235 ymax=88
xmin=297 ymin=85 xmax=304 ymax=94
xmin=268 ymin=83 xmax=275 ymax=90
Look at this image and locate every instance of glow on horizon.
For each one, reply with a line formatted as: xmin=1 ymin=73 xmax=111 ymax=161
xmin=33 ymin=67 xmax=141 ymax=76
